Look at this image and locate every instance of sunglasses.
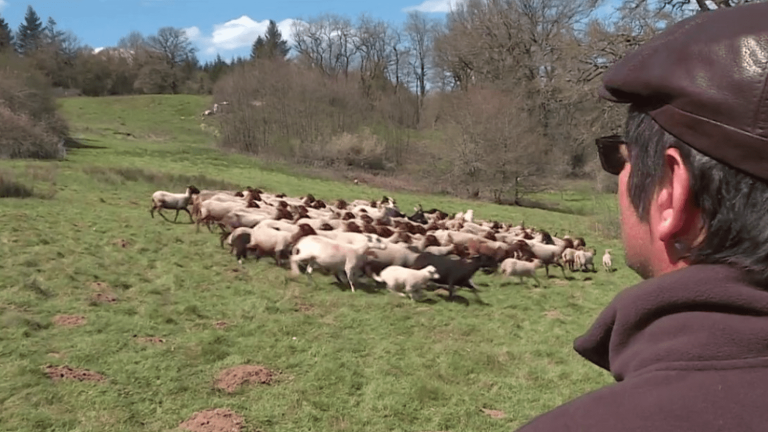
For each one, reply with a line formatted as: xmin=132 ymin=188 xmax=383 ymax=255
xmin=595 ymin=135 xmax=629 ymax=175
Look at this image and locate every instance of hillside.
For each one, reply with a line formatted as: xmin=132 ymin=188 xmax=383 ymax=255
xmin=0 ymin=95 xmax=638 ymax=432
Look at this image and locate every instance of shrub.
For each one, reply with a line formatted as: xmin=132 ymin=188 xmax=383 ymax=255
xmin=0 ymin=53 xmax=70 ymax=160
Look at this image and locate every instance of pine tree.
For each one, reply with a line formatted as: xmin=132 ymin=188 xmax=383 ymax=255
xmin=0 ymin=15 xmax=14 ymax=53
xmin=16 ymin=6 xmax=44 ymax=55
xmin=250 ymin=20 xmax=290 ymax=60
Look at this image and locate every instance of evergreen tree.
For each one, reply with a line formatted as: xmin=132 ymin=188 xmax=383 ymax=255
xmin=0 ymin=15 xmax=14 ymax=53
xmin=44 ymin=17 xmax=65 ymax=46
xmin=16 ymin=6 xmax=44 ymax=55
xmin=250 ymin=20 xmax=290 ymax=60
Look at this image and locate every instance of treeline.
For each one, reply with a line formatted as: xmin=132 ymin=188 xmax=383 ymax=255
xmin=1 ymin=1 xmax=760 ymax=200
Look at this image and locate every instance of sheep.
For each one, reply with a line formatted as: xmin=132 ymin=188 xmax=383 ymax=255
xmin=150 ymin=185 xmax=201 ymax=223
xmin=524 ymin=241 xmax=568 ymax=278
xmin=290 ymin=235 xmax=386 ymax=292
xmin=561 ymin=248 xmax=578 ymax=272
xmin=500 ymin=258 xmax=543 ymax=287
xmin=372 ymin=265 xmax=441 ymax=301
xmin=602 ymin=249 xmax=613 ymax=272
xmin=232 ymin=223 xmax=316 ymax=266
xmin=411 ymin=253 xmax=497 ymax=299
xmin=575 ymin=248 xmax=597 ymax=272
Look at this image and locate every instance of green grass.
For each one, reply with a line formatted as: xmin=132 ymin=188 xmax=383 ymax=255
xmin=0 ymin=94 xmax=640 ymax=432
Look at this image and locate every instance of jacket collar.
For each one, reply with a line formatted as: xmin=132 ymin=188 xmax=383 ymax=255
xmin=574 ymin=264 xmax=768 ymax=381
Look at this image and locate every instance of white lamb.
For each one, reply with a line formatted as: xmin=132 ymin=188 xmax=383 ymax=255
xmin=150 ymin=185 xmax=201 ymax=223
xmin=372 ymin=265 xmax=441 ymax=300
xmin=602 ymin=249 xmax=613 ymax=272
xmin=499 ymin=258 xmax=543 ymax=287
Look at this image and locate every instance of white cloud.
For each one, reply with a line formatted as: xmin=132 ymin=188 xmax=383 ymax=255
xmin=402 ymin=0 xmax=463 ymax=13
xmin=93 ymin=47 xmax=104 ymax=54
xmin=185 ymin=16 xmax=300 ymax=57
xmin=0 ymin=0 xmax=8 ymax=12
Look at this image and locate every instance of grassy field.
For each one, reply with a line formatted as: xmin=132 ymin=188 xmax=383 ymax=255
xmin=0 ymin=94 xmax=640 ymax=432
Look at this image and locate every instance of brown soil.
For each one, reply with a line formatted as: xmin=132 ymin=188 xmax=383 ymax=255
xmin=481 ymin=408 xmax=506 ymax=419
xmin=52 ymin=315 xmax=86 ymax=327
xmin=45 ymin=365 xmax=105 ymax=382
xmin=179 ymin=408 xmax=245 ymax=432
xmin=214 ymin=365 xmax=274 ymax=393
xmin=134 ymin=335 xmax=165 ymax=344
xmin=91 ymin=292 xmax=118 ymax=303
xmin=90 ymin=282 xmax=118 ymax=304
xmin=113 ymin=238 xmax=130 ymax=248
xmin=295 ymin=303 xmax=314 ymax=313
xmin=214 ymin=321 xmax=228 ymax=329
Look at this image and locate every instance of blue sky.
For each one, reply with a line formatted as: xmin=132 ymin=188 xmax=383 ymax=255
xmin=0 ymin=0 xmax=623 ymax=63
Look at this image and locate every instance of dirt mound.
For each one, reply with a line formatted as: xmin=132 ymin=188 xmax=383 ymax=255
xmin=214 ymin=321 xmax=228 ymax=329
xmin=113 ymin=238 xmax=130 ymax=248
xmin=179 ymin=408 xmax=244 ymax=432
xmin=91 ymin=292 xmax=118 ymax=303
xmin=45 ymin=365 xmax=105 ymax=382
xmin=214 ymin=365 xmax=273 ymax=393
xmin=89 ymin=282 xmax=118 ymax=304
xmin=481 ymin=408 xmax=506 ymax=419
xmin=295 ymin=303 xmax=313 ymax=313
xmin=52 ymin=315 xmax=86 ymax=327
xmin=134 ymin=335 xmax=165 ymax=344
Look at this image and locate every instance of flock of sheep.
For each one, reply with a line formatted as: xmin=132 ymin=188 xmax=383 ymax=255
xmin=150 ymin=185 xmax=614 ymax=301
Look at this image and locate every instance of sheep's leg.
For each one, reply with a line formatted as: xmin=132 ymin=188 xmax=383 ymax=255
xmin=344 ymin=262 xmax=358 ymax=292
xmin=150 ymin=206 xmax=156 ymax=218
xmin=181 ymin=207 xmax=193 ymax=223
xmin=290 ymin=257 xmax=301 ymax=275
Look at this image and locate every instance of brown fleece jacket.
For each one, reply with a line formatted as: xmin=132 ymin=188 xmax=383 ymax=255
xmin=516 ymin=264 xmax=768 ymax=432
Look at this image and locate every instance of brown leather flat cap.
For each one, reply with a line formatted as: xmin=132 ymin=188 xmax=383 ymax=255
xmin=598 ymin=2 xmax=768 ymax=181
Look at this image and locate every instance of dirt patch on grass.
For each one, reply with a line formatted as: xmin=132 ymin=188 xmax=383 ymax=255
xmin=543 ymin=310 xmax=564 ymax=319
xmin=113 ymin=238 xmax=130 ymax=248
xmin=89 ymin=282 xmax=118 ymax=304
xmin=213 ymin=321 xmax=228 ymax=329
xmin=481 ymin=408 xmax=506 ymax=419
xmin=179 ymin=408 xmax=245 ymax=432
xmin=91 ymin=292 xmax=118 ymax=304
xmin=45 ymin=365 xmax=105 ymax=382
xmin=134 ymin=335 xmax=166 ymax=344
xmin=295 ymin=303 xmax=314 ymax=313
xmin=48 ymin=352 xmax=66 ymax=359
xmin=214 ymin=365 xmax=274 ymax=393
xmin=52 ymin=315 xmax=86 ymax=327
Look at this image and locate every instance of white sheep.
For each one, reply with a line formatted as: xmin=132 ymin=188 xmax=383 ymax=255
xmin=372 ymin=265 xmax=441 ymax=300
xmin=499 ymin=258 xmax=543 ymax=286
xmin=290 ymin=235 xmax=386 ymax=292
xmin=575 ymin=248 xmax=597 ymax=272
xmin=602 ymin=249 xmax=613 ymax=272
xmin=150 ymin=185 xmax=201 ymax=223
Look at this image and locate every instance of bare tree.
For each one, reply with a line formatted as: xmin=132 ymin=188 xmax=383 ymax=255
xmin=403 ymin=11 xmax=438 ymax=124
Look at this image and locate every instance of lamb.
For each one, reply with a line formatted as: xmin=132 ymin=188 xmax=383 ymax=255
xmin=290 ymin=235 xmax=386 ymax=292
xmin=561 ymin=248 xmax=578 ymax=272
xmin=372 ymin=265 xmax=441 ymax=300
xmin=500 ymin=258 xmax=543 ymax=287
xmin=150 ymin=185 xmax=201 ymax=223
xmin=602 ymin=249 xmax=613 ymax=272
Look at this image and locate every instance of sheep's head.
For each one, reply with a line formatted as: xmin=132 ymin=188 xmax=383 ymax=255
xmin=423 ymin=265 xmax=441 ymax=279
xmin=335 ymin=199 xmax=348 ymax=210
xmin=187 ymin=185 xmax=201 ymax=195
xmin=235 ymin=191 xmax=244 ymax=197
xmin=275 ymin=193 xmax=287 ymax=198
xmin=345 ymin=221 xmax=362 ymax=233
xmin=362 ymin=223 xmax=378 ymax=234
xmin=296 ymin=223 xmax=317 ymax=238
xmin=319 ymin=223 xmax=334 ymax=231
xmin=483 ymin=230 xmax=497 ymax=241
xmin=304 ymin=193 xmax=316 ymax=204
xmin=423 ymin=234 xmax=440 ymax=248
xmin=342 ymin=211 xmax=356 ymax=221
xmin=531 ymin=259 xmax=543 ymax=269
xmin=360 ymin=214 xmax=374 ymax=225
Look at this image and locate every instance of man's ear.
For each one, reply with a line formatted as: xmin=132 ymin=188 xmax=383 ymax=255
xmin=652 ymin=147 xmax=692 ymax=244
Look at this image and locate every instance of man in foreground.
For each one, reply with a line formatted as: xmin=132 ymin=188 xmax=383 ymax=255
xmin=516 ymin=3 xmax=768 ymax=430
